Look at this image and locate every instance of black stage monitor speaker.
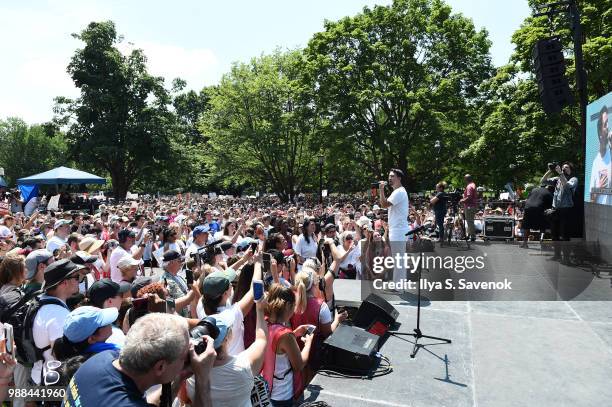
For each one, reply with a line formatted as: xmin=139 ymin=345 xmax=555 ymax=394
xmin=321 ymin=325 xmax=379 ymax=373
xmin=353 ymin=293 xmax=399 ymax=330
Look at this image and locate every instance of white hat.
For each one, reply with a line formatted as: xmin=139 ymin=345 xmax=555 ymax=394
xmin=117 ymin=255 xmax=140 ymax=270
xmin=53 ymin=219 xmax=72 ymax=230
xmin=0 ymin=225 xmax=12 ymax=239
xmin=356 ymin=216 xmax=371 ymax=228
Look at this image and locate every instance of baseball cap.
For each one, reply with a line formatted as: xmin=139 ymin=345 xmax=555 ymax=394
xmin=118 ymin=229 xmax=136 ymax=242
xmin=202 ymin=268 xmax=237 ymax=298
xmin=236 ymin=238 xmax=256 ymax=252
xmin=25 ymin=249 xmax=53 ymax=280
xmin=53 ymin=219 xmax=72 ymax=230
xmin=63 ymin=306 xmax=119 ymax=343
xmin=220 ymin=242 xmax=234 ymax=252
xmin=212 ymin=315 xmax=231 ymax=349
xmin=88 ymin=279 xmax=130 ymax=308
xmin=192 ymin=225 xmax=210 ymax=238
xmin=42 ymin=259 xmax=85 ymax=291
xmin=163 ymin=250 xmax=183 ymax=262
xmin=130 ymin=276 xmax=152 ymax=297
xmin=117 ymin=255 xmax=140 ymax=270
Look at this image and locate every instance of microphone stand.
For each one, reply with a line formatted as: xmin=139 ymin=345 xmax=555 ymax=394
xmin=393 ymin=228 xmax=452 ymax=358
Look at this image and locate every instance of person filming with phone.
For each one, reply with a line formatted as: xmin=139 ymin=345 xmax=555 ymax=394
xmin=540 ymin=162 xmax=579 ymax=261
xmin=377 ymin=169 xmax=409 ymax=284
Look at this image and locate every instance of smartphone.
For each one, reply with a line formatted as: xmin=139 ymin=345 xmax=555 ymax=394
xmin=250 ymin=242 xmax=258 ymax=253
xmin=305 ymin=325 xmax=316 ymax=335
xmin=4 ymin=324 xmax=14 ymax=357
xmin=253 ymin=280 xmax=264 ymax=302
xmin=186 ymin=268 xmax=194 ymax=286
xmin=165 ymin=298 xmax=176 ymax=314
xmin=262 ymin=253 xmax=271 ymax=274
xmin=132 ymin=297 xmax=148 ymax=311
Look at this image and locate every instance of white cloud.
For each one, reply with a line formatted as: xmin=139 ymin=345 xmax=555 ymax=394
xmin=0 ymin=1 xmax=219 ymax=123
xmin=117 ymin=41 xmax=220 ymax=90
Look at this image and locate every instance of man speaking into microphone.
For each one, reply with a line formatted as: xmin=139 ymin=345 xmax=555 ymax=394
xmin=378 ymin=168 xmax=409 ymax=285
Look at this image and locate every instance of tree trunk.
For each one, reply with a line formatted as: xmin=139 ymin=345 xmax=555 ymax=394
xmin=111 ymin=172 xmax=129 ymax=202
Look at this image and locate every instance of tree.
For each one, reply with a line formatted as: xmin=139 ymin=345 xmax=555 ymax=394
xmin=200 ymin=50 xmax=322 ymax=202
xmin=304 ymin=0 xmax=493 ymax=190
xmin=131 ymin=82 xmax=213 ymax=194
xmin=0 ymin=118 xmax=69 ymax=185
xmin=464 ymin=0 xmax=611 ymax=188
xmin=54 ymin=21 xmax=175 ymax=200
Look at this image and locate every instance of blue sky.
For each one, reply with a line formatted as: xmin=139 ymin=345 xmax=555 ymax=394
xmin=0 ymin=0 xmax=531 ymax=124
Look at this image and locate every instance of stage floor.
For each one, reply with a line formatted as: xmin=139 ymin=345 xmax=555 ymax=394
xmin=301 ymin=242 xmax=612 ymax=407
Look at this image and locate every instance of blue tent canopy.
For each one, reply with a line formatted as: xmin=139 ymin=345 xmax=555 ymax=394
xmin=17 ymin=166 xmax=106 ymax=185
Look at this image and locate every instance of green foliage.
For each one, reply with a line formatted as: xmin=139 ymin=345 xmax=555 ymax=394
xmin=200 ymin=50 xmax=322 ymax=202
xmin=464 ymin=0 xmax=611 ymax=189
xmin=304 ymin=0 xmax=493 ymax=191
xmin=0 ymin=118 xmax=69 ymax=185
xmin=54 ymin=21 xmax=175 ymax=200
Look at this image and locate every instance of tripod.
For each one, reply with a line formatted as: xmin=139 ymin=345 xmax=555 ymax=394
xmin=445 ymin=204 xmax=470 ymax=250
xmin=393 ymin=231 xmax=452 ymax=358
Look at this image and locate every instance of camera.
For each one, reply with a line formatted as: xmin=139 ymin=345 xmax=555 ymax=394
xmin=548 ymin=162 xmax=559 ymax=171
xmin=190 ymin=317 xmax=220 ymax=354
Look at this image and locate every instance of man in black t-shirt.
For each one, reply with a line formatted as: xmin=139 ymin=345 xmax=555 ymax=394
xmin=430 ymin=182 xmax=448 ymax=244
xmin=62 ymin=313 xmax=215 ymax=407
xmin=520 ymin=184 xmax=554 ymax=247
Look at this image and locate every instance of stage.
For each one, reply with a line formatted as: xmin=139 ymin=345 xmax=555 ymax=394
xmin=300 ymin=242 xmax=612 ymax=407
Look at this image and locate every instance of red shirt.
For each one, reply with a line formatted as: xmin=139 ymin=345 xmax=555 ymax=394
xmin=463 ymin=182 xmax=478 ymax=208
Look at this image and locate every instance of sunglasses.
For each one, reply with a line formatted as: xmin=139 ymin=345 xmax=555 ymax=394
xmin=68 ymin=274 xmax=85 ymax=283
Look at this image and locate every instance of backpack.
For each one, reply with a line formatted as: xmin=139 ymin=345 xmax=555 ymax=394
xmin=3 ymin=291 xmax=68 ymax=365
xmin=0 ymin=286 xmax=30 ymax=323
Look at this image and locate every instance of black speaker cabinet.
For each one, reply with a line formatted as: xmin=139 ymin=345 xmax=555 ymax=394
xmin=321 ymin=325 xmax=379 ymax=373
xmin=353 ymin=293 xmax=399 ymax=330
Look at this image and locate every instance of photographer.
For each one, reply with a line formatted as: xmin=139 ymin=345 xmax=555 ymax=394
xmin=160 ymin=250 xmax=200 ymax=318
xmin=63 ymin=312 xmax=216 ymax=407
xmin=540 ymin=162 xmax=579 ymax=261
xmin=183 ymin=299 xmax=269 ymax=407
xmin=430 ymin=182 xmax=448 ymax=244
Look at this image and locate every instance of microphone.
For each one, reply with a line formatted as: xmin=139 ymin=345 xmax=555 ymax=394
xmin=405 ymin=223 xmax=433 ymax=236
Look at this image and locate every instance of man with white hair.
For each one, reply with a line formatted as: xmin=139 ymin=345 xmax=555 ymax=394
xmin=63 ymin=313 xmax=216 ymax=406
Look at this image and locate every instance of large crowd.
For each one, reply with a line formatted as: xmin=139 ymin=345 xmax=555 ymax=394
xmin=0 ymin=163 xmax=579 ymax=407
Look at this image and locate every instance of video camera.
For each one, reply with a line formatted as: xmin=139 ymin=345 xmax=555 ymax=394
xmin=191 ymin=239 xmax=224 ymax=264
xmin=548 ymin=162 xmax=560 ymax=171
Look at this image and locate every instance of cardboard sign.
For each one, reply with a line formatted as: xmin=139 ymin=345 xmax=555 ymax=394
xmin=47 ymin=194 xmax=60 ymax=211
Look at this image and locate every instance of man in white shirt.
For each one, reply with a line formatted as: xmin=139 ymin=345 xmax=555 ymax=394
xmin=109 ymin=229 xmax=146 ymax=283
xmin=31 ymin=259 xmax=84 ymax=384
xmin=590 ymin=106 xmax=611 ymax=205
xmin=379 ymin=168 xmax=410 ymax=284
xmin=185 ymin=224 xmax=211 ymax=260
xmin=46 ymin=219 xmax=72 ymax=254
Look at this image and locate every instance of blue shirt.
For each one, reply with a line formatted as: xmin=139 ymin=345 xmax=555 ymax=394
xmin=62 ymin=350 xmax=153 ymax=407
xmin=552 ymin=176 xmax=578 ymax=208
